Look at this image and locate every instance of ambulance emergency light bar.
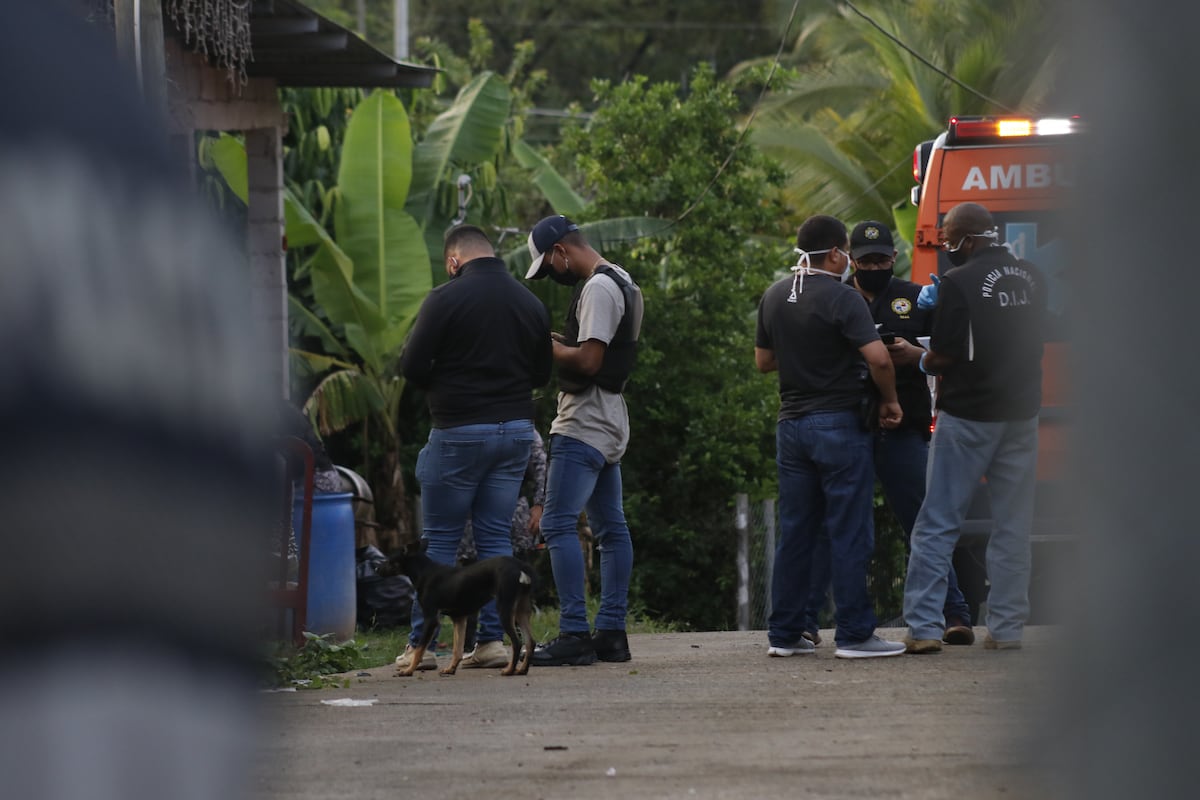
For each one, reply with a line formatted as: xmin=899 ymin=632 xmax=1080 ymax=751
xmin=945 ymin=115 xmax=1080 ymax=144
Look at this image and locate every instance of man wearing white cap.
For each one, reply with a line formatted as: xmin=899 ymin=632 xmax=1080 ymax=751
xmin=524 ymin=215 xmax=644 ymax=666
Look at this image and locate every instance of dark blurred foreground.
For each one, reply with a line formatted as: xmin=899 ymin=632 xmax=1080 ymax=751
xmin=0 ymin=4 xmax=273 ymax=799
xmin=0 ymin=2 xmax=1194 ymax=799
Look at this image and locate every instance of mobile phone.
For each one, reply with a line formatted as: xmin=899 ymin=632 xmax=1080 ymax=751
xmin=879 ymin=331 xmax=896 ymax=345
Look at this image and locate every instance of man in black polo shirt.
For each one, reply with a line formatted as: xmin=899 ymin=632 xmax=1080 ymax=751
xmin=755 ymin=214 xmax=906 ymax=660
xmin=397 ymin=224 xmax=552 ymax=672
xmin=802 ymin=221 xmax=974 ymax=646
xmin=903 ymin=202 xmax=1045 ymax=653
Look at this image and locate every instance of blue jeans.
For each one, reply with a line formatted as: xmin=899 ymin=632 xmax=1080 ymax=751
xmin=903 ymin=412 xmax=1038 ymax=641
xmin=540 ymin=434 xmax=633 ymax=633
xmin=770 ymin=411 xmax=877 ymax=648
xmin=409 ymin=420 xmax=535 ymax=647
xmin=803 ymin=427 xmax=972 ymax=629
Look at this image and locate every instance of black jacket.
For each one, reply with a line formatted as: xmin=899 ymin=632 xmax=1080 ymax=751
xmin=932 ymin=247 xmax=1045 ymax=421
xmin=401 ymin=257 xmax=552 ymax=428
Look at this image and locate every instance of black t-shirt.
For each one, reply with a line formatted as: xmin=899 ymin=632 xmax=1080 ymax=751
xmin=931 ymin=247 xmax=1045 ymax=421
xmin=851 ymin=275 xmax=933 ymax=437
xmin=756 ymin=272 xmax=879 ymax=422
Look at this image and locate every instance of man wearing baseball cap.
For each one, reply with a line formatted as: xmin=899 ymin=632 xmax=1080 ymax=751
xmin=524 ymin=215 xmax=644 ymax=666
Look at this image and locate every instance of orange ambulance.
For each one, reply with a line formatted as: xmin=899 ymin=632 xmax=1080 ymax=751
xmin=909 ymin=115 xmax=1079 ymax=621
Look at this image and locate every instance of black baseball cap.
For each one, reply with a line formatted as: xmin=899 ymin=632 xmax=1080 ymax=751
xmin=849 ymin=221 xmax=896 ymax=260
xmin=525 ymin=215 xmax=579 ymax=279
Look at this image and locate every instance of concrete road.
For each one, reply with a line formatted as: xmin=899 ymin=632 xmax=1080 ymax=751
xmin=254 ymin=627 xmax=1060 ymax=800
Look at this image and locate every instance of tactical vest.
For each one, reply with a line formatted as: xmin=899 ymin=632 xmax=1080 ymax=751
xmin=559 ymin=265 xmax=641 ymax=394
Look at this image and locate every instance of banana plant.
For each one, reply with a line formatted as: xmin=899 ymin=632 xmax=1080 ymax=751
xmin=205 ymin=91 xmax=430 ymax=545
xmin=406 ymin=71 xmax=512 ymax=284
xmin=207 ymin=74 xmax=667 ymax=545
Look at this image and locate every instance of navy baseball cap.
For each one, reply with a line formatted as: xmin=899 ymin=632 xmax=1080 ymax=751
xmin=849 ymin=221 xmax=896 ymax=259
xmin=525 ymin=215 xmax=579 ymax=279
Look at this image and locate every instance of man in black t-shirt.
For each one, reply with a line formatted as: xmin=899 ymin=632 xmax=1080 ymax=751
xmin=803 ymin=221 xmax=974 ymax=646
xmin=902 ymin=203 xmax=1045 ymax=653
xmin=755 ymin=215 xmax=906 ymax=660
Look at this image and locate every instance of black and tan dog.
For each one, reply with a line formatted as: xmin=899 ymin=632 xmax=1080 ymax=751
xmin=379 ymin=541 xmax=535 ymax=677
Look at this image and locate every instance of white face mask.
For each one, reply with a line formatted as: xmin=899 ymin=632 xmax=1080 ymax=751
xmin=788 ymin=247 xmax=850 ymax=302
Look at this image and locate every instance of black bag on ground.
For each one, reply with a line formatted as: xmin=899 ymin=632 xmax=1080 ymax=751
xmin=355 ymin=545 xmax=414 ymax=629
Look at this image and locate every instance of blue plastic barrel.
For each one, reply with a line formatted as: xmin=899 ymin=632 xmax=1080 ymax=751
xmin=292 ymin=491 xmax=357 ymax=641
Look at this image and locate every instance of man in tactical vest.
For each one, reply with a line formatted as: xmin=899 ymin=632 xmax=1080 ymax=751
xmin=524 ymin=215 xmax=644 ymax=666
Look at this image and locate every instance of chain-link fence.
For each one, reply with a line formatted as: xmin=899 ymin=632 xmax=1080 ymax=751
xmin=735 ymin=493 xmax=909 ymax=631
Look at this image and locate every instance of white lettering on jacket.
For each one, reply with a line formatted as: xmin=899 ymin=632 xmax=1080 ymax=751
xmin=981 ymin=264 xmax=1038 ymax=307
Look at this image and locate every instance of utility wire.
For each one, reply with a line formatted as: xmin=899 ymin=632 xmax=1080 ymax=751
xmin=839 ymin=0 xmax=1017 ymax=114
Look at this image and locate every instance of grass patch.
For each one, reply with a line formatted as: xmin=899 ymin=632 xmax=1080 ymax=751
xmin=266 ymin=600 xmax=683 ymax=686
xmin=264 ymin=632 xmax=370 ymax=690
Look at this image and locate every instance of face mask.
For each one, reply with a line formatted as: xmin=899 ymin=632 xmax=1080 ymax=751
xmin=855 ymin=267 xmax=893 ymax=294
xmin=836 ymin=256 xmax=853 ymax=282
xmin=788 ymin=247 xmax=850 ymax=302
xmin=944 ymin=227 xmax=1000 ymax=267
xmin=549 ymin=254 xmax=579 ymax=286
xmin=550 ymin=269 xmax=579 ymax=287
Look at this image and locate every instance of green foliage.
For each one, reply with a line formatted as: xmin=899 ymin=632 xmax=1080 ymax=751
xmin=868 ymin=503 xmax=910 ymax=624
xmin=326 ymin=91 xmax=429 ymax=368
xmin=746 ymin=0 xmax=1063 ymax=229
xmin=556 ymin=63 xmax=789 ymax=629
xmin=266 ymin=632 xmax=365 ymax=689
xmin=406 ymin=72 xmax=512 ymax=283
xmin=531 ymin=598 xmax=684 ymax=642
xmin=273 ymin=36 xmax=570 ymax=542
xmin=406 ymin=0 xmax=792 ymax=111
xmin=282 ymin=87 xmax=365 ymax=228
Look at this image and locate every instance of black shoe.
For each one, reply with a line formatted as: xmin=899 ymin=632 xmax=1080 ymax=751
xmin=942 ymin=617 xmax=976 ymax=646
xmin=591 ymin=628 xmax=632 ymax=662
xmin=531 ymin=632 xmax=596 ymax=666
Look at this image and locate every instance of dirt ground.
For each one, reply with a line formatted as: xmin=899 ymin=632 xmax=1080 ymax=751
xmin=254 ymin=627 xmax=1062 ymax=800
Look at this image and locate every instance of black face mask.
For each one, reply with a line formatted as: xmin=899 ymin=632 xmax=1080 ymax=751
xmin=548 ymin=253 xmax=580 ymax=286
xmin=946 ymin=247 xmax=971 ymax=267
xmin=549 ymin=267 xmax=580 ymax=287
xmin=855 ymin=267 xmax=893 ymax=294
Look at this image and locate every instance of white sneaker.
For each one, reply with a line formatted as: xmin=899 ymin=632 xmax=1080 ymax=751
xmin=767 ymin=639 xmax=815 ymax=657
xmin=460 ymin=640 xmax=511 ymax=668
xmin=834 ymin=634 xmax=906 ymax=659
xmin=394 ymin=644 xmax=437 ymax=672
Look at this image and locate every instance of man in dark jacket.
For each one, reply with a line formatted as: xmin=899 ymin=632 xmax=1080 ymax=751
xmin=903 ymin=203 xmax=1045 ymax=653
xmin=396 ymin=225 xmax=552 ymax=672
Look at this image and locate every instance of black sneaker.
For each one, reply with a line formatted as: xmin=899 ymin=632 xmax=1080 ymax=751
xmin=531 ymin=632 xmax=596 ymax=666
xmin=591 ymin=629 xmax=632 ymax=662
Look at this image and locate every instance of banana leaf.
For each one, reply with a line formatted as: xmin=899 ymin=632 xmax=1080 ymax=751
xmin=206 ymin=132 xmax=343 ymax=257
xmin=406 ymin=72 xmax=512 ymax=232
xmin=512 ymin=138 xmax=585 ymax=216
xmin=328 ymin=91 xmax=431 ymax=366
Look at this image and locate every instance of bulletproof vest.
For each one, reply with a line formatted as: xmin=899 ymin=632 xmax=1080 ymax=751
xmin=559 ymin=265 xmax=641 ymax=394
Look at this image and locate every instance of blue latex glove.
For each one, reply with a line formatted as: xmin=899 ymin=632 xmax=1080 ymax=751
xmin=917 ymin=274 xmax=941 ymax=309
